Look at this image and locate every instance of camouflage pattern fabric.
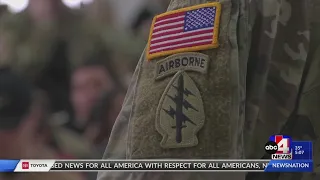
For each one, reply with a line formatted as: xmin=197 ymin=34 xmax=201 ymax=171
xmin=244 ymin=0 xmax=309 ymax=158
xmin=245 ymin=0 xmax=320 ymax=179
xmin=97 ymin=0 xmax=319 ymax=180
xmin=0 ymin=9 xmax=83 ymax=112
xmin=0 ymin=12 xmax=53 ymax=78
xmin=52 ymin=125 xmax=100 ymax=159
xmin=0 ymin=9 xmax=82 ymax=81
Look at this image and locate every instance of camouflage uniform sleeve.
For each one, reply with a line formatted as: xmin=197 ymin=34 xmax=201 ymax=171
xmin=287 ymin=1 xmax=320 ymax=178
xmin=296 ymin=28 xmax=320 ymax=179
xmin=96 ymin=48 xmax=144 ymax=180
xmin=244 ymin=0 xmax=311 ymax=157
xmin=0 ymin=12 xmax=56 ymax=80
xmin=245 ymin=0 xmax=319 ymax=180
xmin=98 ymin=0 xmax=248 ymax=179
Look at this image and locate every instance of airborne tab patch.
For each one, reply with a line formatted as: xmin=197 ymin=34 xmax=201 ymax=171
xmin=156 ymin=52 xmax=209 ymax=80
xmin=156 ymin=71 xmax=205 ymax=148
xmin=146 ymin=3 xmax=221 ymax=60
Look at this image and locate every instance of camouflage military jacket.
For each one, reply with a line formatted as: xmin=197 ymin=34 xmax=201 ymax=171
xmin=97 ymin=0 xmax=320 ymax=180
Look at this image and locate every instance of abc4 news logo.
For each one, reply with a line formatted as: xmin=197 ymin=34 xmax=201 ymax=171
xmin=264 ymin=140 xmax=292 ymax=160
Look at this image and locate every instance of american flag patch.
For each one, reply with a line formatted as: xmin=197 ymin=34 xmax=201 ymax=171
xmin=146 ymin=3 xmax=221 ymax=60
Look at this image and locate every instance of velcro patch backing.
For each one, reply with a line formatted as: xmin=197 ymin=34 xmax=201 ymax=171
xmin=146 ymin=3 xmax=221 ymax=60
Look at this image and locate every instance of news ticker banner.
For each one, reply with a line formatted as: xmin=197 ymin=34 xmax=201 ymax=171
xmin=0 ymin=159 xmax=313 ymax=173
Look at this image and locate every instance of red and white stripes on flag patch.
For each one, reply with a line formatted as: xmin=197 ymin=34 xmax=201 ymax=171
xmin=146 ymin=3 xmax=221 ymax=60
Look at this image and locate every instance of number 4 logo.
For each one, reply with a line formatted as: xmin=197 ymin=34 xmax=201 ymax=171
xmin=275 ymin=135 xmax=290 ymax=154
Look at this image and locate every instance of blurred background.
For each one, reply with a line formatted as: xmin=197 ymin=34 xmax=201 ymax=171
xmin=0 ymin=0 xmax=170 ymax=179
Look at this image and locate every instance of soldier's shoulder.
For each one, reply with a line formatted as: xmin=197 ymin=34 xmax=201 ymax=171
xmin=53 ymin=127 xmax=98 ymax=158
xmin=48 ymin=115 xmax=98 ymax=159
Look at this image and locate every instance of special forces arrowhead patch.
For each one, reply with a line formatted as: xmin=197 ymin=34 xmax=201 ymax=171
xmin=156 ymin=71 xmax=205 ymax=148
xmin=146 ymin=3 xmax=221 ymax=60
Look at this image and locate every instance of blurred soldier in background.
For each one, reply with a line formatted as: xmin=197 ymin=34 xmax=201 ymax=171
xmin=69 ymin=57 xmax=119 ymax=132
xmin=52 ymin=48 xmax=124 ymax=159
xmin=0 ymin=68 xmax=84 ymax=180
xmin=73 ymin=0 xmax=144 ymax=87
xmin=1 ymin=0 xmax=131 ymax=167
xmin=0 ymin=68 xmax=40 ymax=160
xmin=97 ymin=0 xmax=319 ymax=180
xmin=0 ymin=0 xmax=82 ymax=114
xmin=85 ymin=89 xmax=125 ymax=155
xmin=130 ymin=0 xmax=170 ymax=41
xmin=131 ymin=6 xmax=157 ymax=40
